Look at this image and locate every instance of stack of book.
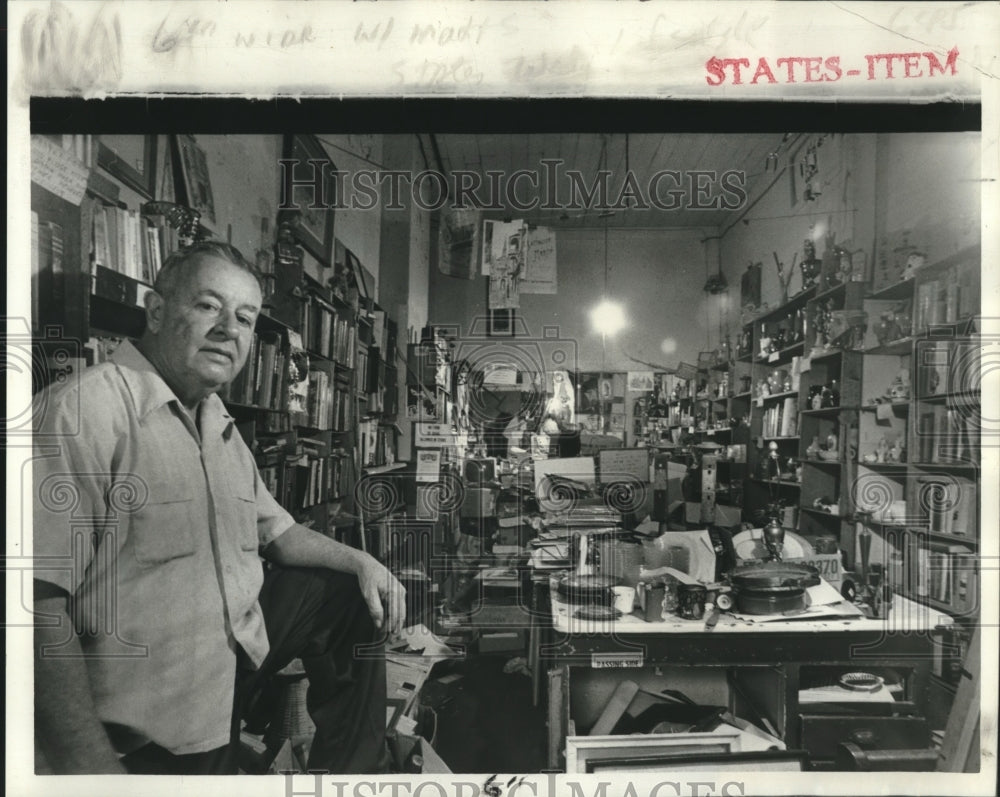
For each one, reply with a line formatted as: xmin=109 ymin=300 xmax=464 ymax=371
xmin=91 ymin=204 xmax=180 ymax=284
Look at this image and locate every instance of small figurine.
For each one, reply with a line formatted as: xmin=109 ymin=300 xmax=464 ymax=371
xmin=801 ymin=239 xmax=821 ymax=289
xmin=759 ymin=323 xmax=773 ymax=358
xmin=814 ymin=496 xmax=838 ymax=514
xmin=887 ymin=440 xmax=901 ymax=463
xmin=888 ymin=370 xmax=910 ymax=401
xmin=806 ymin=436 xmax=821 ymax=459
xmin=875 ymin=436 xmax=890 ymax=463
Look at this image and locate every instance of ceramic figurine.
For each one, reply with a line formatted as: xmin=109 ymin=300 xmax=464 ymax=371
xmin=876 ymin=436 xmax=890 ymax=463
xmin=888 ymin=440 xmax=901 ymax=463
xmin=801 ymin=239 xmax=821 ymax=289
xmin=806 ymin=436 xmax=821 ymax=459
xmin=759 ymin=323 xmax=772 ymax=358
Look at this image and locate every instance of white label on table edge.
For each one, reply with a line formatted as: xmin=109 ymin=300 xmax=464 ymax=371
xmin=591 ymin=651 xmax=644 ymax=669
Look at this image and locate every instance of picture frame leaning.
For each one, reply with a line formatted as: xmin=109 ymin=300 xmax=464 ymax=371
xmin=280 ymin=133 xmax=337 ymax=267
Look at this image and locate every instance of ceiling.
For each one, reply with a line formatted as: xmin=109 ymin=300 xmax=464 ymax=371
xmin=429 ymin=133 xmax=788 ymax=230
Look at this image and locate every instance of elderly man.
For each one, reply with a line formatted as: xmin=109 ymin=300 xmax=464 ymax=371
xmin=33 ymin=241 xmax=406 ymax=775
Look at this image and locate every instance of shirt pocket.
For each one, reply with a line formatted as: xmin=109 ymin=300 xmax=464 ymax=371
xmin=131 ymin=490 xmax=197 ymax=567
xmin=227 ymin=474 xmax=261 ymax=552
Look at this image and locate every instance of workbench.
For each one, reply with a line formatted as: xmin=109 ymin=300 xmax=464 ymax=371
xmin=540 ymin=582 xmax=952 ymax=770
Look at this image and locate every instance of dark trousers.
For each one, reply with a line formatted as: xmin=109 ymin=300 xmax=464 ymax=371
xmin=121 ymin=566 xmax=387 ymax=775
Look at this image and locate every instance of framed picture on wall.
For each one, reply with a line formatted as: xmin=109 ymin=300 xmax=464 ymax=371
xmin=280 ymin=133 xmax=336 ymax=266
xmin=172 ymin=134 xmax=216 ymax=228
xmin=98 ymin=135 xmax=158 ymax=199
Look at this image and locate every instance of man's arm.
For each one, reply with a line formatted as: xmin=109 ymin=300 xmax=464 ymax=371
xmin=263 ymin=524 xmax=407 ymax=636
xmin=34 ymin=583 xmax=126 ymax=774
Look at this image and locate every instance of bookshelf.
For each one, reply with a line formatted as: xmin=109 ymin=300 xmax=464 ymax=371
xmin=851 ymin=244 xmax=981 ymax=623
xmin=29 ymin=139 xmax=404 ymax=556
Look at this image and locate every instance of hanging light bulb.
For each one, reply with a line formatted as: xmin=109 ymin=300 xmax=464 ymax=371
xmin=590 ymin=300 xmax=627 ymax=336
xmin=589 ymin=220 xmax=627 ymax=337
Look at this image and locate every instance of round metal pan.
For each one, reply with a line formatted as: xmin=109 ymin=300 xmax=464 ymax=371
xmin=557 ymin=573 xmax=619 ymax=605
xmin=729 ymin=562 xmax=820 ymax=593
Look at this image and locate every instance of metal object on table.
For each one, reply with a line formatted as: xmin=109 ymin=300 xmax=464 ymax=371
xmin=557 ymin=573 xmax=619 ymax=606
xmin=762 ymin=516 xmax=786 ymax=562
xmin=728 ymin=561 xmax=819 ymax=615
xmin=642 ymin=582 xmax=667 ymax=622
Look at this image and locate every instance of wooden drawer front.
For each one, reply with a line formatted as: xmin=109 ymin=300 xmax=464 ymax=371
xmin=800 ymin=715 xmax=929 ymax=761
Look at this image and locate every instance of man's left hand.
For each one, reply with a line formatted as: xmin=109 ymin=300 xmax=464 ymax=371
xmin=356 ymin=557 xmax=407 ymax=637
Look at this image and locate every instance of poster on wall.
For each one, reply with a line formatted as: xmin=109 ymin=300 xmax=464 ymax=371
xmin=627 ymin=371 xmax=655 ymax=392
xmin=521 ymin=226 xmax=557 ymax=294
xmin=438 ymin=206 xmax=481 ymax=279
xmin=483 ymin=218 xmax=525 ymax=309
xmin=173 ymin=134 xmax=216 ymax=228
xmin=544 ymin=370 xmax=575 ymax=425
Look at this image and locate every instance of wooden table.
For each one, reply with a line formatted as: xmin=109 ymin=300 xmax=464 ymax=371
xmin=541 ymin=582 xmax=952 ymax=769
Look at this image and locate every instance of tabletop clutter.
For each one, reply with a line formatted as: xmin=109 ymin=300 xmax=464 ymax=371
xmin=537 ymin=514 xmax=864 ymax=626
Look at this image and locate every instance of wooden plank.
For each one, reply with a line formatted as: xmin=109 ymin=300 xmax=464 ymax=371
xmin=937 ymin=625 xmax=980 ymax=772
xmin=589 ymin=679 xmax=639 ymax=736
xmin=547 ymin=665 xmax=568 ymax=771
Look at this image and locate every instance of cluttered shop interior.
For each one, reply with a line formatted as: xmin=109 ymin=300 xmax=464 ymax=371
xmin=28 ymin=120 xmax=984 ymax=776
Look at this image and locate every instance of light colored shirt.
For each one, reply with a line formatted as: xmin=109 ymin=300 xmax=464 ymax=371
xmin=33 ymin=341 xmax=294 ymax=755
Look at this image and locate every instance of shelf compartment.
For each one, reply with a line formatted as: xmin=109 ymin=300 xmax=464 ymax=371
xmin=800 ymin=406 xmax=859 ymax=417
xmin=865 ymin=337 xmax=915 ymax=356
xmin=759 ymin=389 xmax=798 ymax=403
xmin=751 ymin=285 xmax=817 ymax=324
xmin=869 ymin=278 xmax=916 ymax=302
xmin=754 ymin=341 xmax=805 ymax=367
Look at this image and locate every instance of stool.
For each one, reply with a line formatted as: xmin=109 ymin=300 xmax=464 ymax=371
xmin=261 ymin=660 xmax=314 ymax=773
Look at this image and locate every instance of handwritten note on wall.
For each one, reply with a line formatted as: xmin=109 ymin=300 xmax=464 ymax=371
xmin=30 ymin=137 xmax=89 ymax=205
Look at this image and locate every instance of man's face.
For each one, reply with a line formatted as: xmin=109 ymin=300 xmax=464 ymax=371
xmin=145 ymin=255 xmax=262 ymax=402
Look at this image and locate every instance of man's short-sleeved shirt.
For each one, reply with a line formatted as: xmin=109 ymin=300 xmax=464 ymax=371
xmin=33 ymin=341 xmax=294 ymax=755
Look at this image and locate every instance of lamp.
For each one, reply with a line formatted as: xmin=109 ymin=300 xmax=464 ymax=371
xmin=590 ymin=224 xmax=627 ymax=338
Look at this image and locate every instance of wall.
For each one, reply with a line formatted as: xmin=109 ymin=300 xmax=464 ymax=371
xmin=428 ymin=226 xmax=715 ymax=374
xmin=112 ymin=134 xmax=284 ymax=264
xmin=318 ymin=134 xmax=383 ymax=286
xmin=719 ymin=132 xmax=980 ymax=317
xmin=879 ymin=132 xmax=981 ymax=262
xmin=719 ymin=134 xmax=877 ymax=318
xmin=377 ymin=135 xmax=432 ymax=461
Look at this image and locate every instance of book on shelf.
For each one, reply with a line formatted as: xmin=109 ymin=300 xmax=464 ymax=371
xmin=761 ymin=398 xmax=797 ymax=439
xmin=917 ymin=475 xmax=977 ymax=538
xmin=921 ymin=543 xmax=977 ymax=615
xmin=88 ymin=203 xmax=178 ymax=285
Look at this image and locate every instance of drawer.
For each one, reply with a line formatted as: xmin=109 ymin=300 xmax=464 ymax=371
xmin=800 ymin=714 xmax=929 ymax=761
